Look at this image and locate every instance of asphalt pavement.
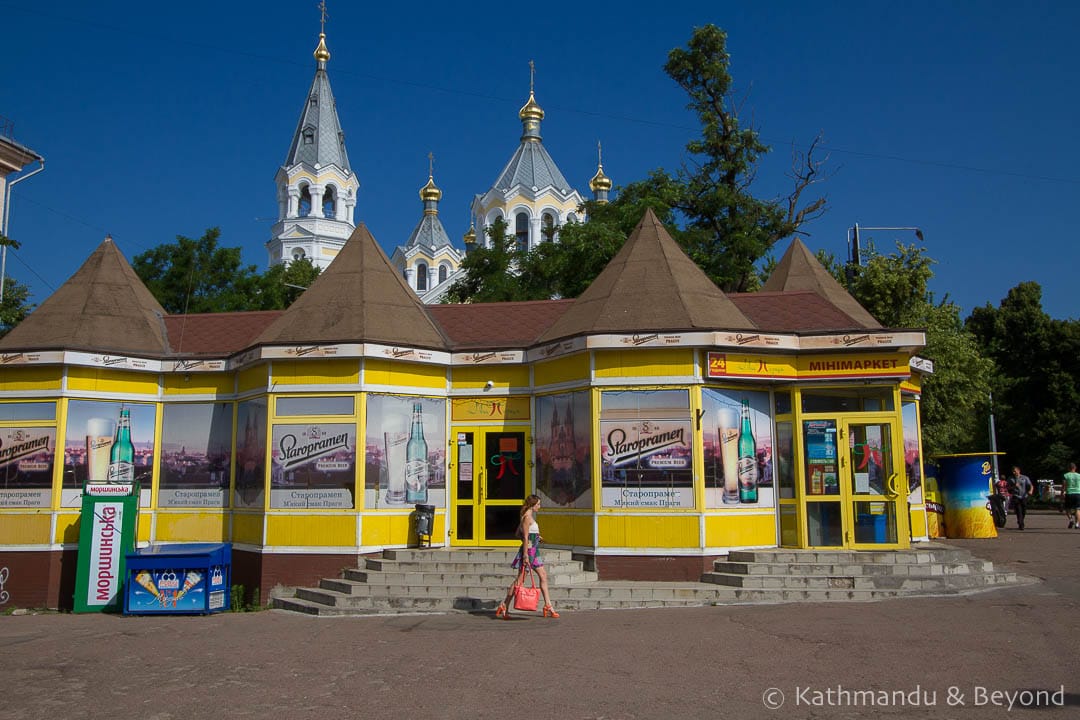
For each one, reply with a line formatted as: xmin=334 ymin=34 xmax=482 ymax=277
xmin=2 ymin=509 xmax=1078 ymax=720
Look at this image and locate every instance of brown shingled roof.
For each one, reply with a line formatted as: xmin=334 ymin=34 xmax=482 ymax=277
xmin=428 ymin=299 xmax=573 ymax=350
xmin=252 ymin=223 xmax=450 ymax=350
xmin=730 ymin=291 xmax=870 ymax=332
xmin=537 ymin=208 xmax=755 ymax=343
xmin=163 ymin=311 xmax=283 ymax=356
xmin=762 ymin=238 xmax=881 ymax=328
xmin=0 ymin=236 xmax=171 ymax=356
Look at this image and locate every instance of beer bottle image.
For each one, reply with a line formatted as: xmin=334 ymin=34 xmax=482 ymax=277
xmin=106 ymin=408 xmax=135 ymax=484
xmin=737 ymin=399 xmax=758 ymax=503
xmin=404 ymin=402 xmax=429 ymax=503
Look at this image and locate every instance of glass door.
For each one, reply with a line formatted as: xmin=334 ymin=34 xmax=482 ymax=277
xmin=450 ymin=427 xmax=528 ymax=546
xmin=800 ymin=416 xmax=909 ymax=548
xmin=802 ymin=419 xmax=843 ymax=547
xmin=843 ymin=419 xmax=909 ymax=548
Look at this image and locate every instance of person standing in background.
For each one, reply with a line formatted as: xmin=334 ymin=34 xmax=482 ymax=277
xmin=1008 ymin=466 xmax=1034 ymax=531
xmin=1062 ymin=463 xmax=1080 ymax=529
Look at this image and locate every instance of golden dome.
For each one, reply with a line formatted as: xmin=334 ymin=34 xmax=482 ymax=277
xmin=314 ymin=33 xmax=331 ymax=62
xmin=518 ymin=91 xmax=545 ymax=122
xmin=420 ymin=175 xmax=442 ymax=203
xmin=590 ymin=165 xmax=612 ymax=192
xmin=463 ymin=224 xmax=477 ymax=245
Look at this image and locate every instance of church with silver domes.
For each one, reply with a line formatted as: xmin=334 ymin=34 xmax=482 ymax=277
xmin=266 ymin=25 xmax=613 ymax=303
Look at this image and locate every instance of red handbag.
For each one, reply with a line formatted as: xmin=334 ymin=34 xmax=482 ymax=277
xmin=513 ymin=568 xmax=541 ymax=611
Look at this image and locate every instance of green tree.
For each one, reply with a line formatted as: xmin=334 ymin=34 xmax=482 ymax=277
xmin=654 ymin=25 xmax=827 ymax=292
xmin=249 ymin=256 xmax=321 ymax=310
xmin=832 ymin=242 xmax=994 ymax=457
xmin=967 ymin=282 xmax=1080 ymax=478
xmin=0 ymin=274 xmax=34 ymax=337
xmin=133 ymin=228 xmax=262 ymax=314
xmin=522 ymin=194 xmax=681 ymax=299
xmin=444 ymin=218 xmax=531 ymax=303
xmin=446 ymin=24 xmax=827 ymax=303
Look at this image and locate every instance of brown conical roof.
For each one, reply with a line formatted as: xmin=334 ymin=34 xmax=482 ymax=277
xmin=252 ymin=223 xmax=449 ymax=350
xmin=762 ymin=238 xmax=881 ymax=328
xmin=0 ymin=236 xmax=170 ymax=355
xmin=537 ymin=208 xmax=755 ymax=343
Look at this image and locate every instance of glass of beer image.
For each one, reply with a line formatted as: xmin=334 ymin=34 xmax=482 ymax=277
xmin=85 ymin=417 xmax=114 ymax=482
xmin=718 ymin=407 xmax=740 ymax=504
xmin=383 ymin=431 xmax=408 ymax=505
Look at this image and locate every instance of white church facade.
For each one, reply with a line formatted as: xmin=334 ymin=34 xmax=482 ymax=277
xmin=267 ymin=28 xmax=613 ymax=301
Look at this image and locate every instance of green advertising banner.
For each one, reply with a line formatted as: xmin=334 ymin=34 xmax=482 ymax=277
xmin=73 ymin=485 xmax=139 ymax=613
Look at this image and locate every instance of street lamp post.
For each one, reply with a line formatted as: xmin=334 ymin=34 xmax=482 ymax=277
xmin=1 ymin=158 xmax=46 ymax=303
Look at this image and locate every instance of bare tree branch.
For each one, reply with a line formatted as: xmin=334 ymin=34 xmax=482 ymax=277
xmin=784 ymin=131 xmax=833 ymax=235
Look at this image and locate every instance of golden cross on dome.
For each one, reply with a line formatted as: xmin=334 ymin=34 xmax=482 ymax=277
xmin=428 ymin=151 xmax=434 ymax=178
xmin=319 ymin=1 xmax=329 ymax=34
xmin=597 ymin=141 xmax=603 ymax=166
xmin=529 ymin=60 xmax=535 ymax=94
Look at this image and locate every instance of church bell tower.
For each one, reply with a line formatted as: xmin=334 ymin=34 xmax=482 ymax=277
xmin=267 ymin=3 xmax=359 ymax=270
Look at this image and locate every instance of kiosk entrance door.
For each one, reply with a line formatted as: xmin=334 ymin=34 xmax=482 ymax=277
xmin=449 ymin=427 xmax=528 ymax=546
xmin=802 ymin=414 xmax=909 ymax=549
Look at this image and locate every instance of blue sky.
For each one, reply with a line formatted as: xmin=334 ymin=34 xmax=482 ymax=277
xmin=3 ymin=1 xmax=1078 ymax=320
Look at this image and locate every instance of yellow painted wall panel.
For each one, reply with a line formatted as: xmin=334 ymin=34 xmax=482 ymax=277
xmin=67 ymin=367 xmax=159 ymax=394
xmin=594 ymin=349 xmax=695 ymax=379
xmin=162 ymin=373 xmax=233 ymax=396
xmin=232 ymin=512 xmax=264 ymax=544
xmin=450 ymin=397 xmax=530 ymax=421
xmin=451 ymin=365 xmax=530 ymax=389
xmin=908 ymin=507 xmax=928 ymax=537
xmin=0 ymin=367 xmax=63 ymax=391
xmin=56 ymin=513 xmax=81 ymax=544
xmin=237 ymin=365 xmax=268 ymax=393
xmin=361 ymin=514 xmax=391 ymax=546
xmin=534 ymin=355 xmax=589 ymax=387
xmin=361 ymin=513 xmax=409 ymax=546
xmin=360 ymin=513 xmax=444 ymax=546
xmin=155 ymin=512 xmax=230 ymax=542
xmin=597 ymin=514 xmax=698 ymax=548
xmin=365 ymin=360 xmax=446 ymax=389
xmin=273 ymin=359 xmax=359 ymax=385
xmin=137 ymin=513 xmax=152 ymax=543
xmin=266 ymin=514 xmax=355 ymax=546
xmin=0 ymin=513 xmax=51 ymax=544
xmin=704 ymin=514 xmax=776 ymax=547
xmin=534 ymin=513 xmax=593 ymax=547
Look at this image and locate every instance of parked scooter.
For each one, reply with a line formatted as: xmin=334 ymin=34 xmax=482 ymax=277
xmin=988 ymin=475 xmax=1012 ymax=528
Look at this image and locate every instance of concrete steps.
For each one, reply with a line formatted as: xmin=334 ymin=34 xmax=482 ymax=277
xmin=271 ymin=543 xmax=1030 ymax=616
xmin=701 ymin=545 xmax=1023 ymax=595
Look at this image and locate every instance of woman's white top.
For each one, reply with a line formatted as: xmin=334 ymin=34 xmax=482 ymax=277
xmin=527 ymin=520 xmax=540 ymax=535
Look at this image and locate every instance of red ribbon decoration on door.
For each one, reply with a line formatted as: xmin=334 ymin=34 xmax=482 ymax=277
xmin=493 ymin=453 xmax=520 ymax=479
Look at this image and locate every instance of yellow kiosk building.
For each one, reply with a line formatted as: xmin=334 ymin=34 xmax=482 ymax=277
xmin=0 ymin=209 xmax=930 ymax=608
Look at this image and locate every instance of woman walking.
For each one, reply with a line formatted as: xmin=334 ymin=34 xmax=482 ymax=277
xmin=496 ymin=494 xmax=559 ymax=619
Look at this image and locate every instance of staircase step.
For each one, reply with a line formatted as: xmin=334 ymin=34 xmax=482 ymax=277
xmin=726 ymin=547 xmax=972 ymax=565
xmin=712 ymin=559 xmax=993 ymax=577
xmin=360 ymin=557 xmax=583 ymax=574
xmin=721 ymin=587 xmax=905 ymax=603
xmin=702 ymin=573 xmax=859 ymax=589
xmin=380 ymin=548 xmax=574 ymax=563
xmin=356 ymin=559 xmax=590 ymax=575
xmin=269 ymin=544 xmax=1030 ymax=617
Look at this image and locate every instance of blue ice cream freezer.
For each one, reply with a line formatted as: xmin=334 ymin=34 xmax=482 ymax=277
xmin=123 ymin=543 xmax=231 ymax=615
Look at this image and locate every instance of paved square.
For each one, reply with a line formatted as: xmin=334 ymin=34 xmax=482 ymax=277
xmin=2 ymin=511 xmax=1077 ymax=719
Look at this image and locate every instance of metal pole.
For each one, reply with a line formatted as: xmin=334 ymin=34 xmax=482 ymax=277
xmin=852 ymin=222 xmax=861 ymax=266
xmin=988 ymin=391 xmax=1000 ymax=480
xmin=1 ymin=159 xmax=45 ymax=303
